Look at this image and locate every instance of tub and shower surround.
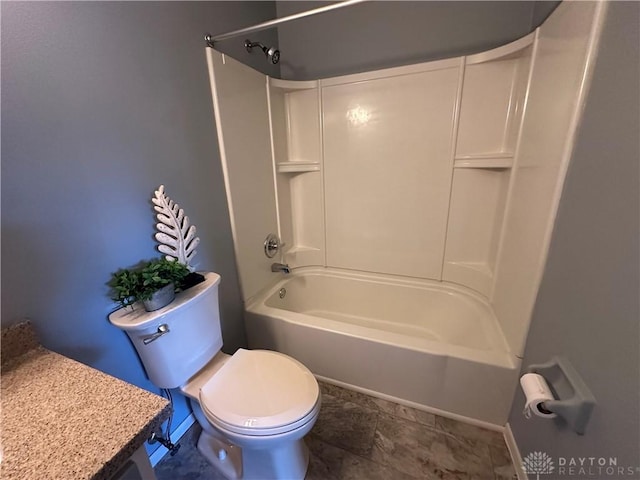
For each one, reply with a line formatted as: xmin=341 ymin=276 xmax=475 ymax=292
xmin=207 ymin=31 xmax=534 ymax=336
xmin=206 ymin=0 xmax=606 ymax=426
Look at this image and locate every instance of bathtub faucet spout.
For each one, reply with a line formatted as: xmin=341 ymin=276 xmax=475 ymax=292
xmin=271 ymin=262 xmax=291 ymax=274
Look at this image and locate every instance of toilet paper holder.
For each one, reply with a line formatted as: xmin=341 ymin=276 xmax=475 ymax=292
xmin=525 ymin=356 xmax=596 ymax=435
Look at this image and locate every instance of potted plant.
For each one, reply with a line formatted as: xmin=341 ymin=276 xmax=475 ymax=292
xmin=110 ymin=258 xmax=191 ymax=312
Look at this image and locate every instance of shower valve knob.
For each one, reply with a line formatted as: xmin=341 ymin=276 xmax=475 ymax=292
xmin=264 ymin=233 xmax=284 ymax=258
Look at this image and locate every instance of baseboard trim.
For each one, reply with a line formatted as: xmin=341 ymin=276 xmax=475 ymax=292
xmin=149 ymin=413 xmax=196 ymax=467
xmin=504 ymin=422 xmax=528 ymax=480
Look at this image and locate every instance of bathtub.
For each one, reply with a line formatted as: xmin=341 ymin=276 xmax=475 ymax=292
xmin=244 ymin=267 xmax=520 ymax=426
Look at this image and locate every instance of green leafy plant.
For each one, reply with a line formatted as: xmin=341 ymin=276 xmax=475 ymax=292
xmin=138 ymin=258 xmax=190 ymax=301
xmin=109 ymin=258 xmax=190 ymax=309
xmin=110 ymin=268 xmax=142 ymax=309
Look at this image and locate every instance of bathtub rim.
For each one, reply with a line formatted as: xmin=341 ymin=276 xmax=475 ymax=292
xmin=248 ymin=266 xmax=499 ymax=308
xmin=245 ymin=266 xmax=518 ymax=370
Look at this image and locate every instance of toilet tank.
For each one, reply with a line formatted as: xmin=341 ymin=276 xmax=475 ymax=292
xmin=109 ymin=272 xmax=223 ymax=389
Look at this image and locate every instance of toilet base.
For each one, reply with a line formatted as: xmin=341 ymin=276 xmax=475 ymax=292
xmin=196 ymin=430 xmax=243 ymax=480
xmin=240 ymin=438 xmax=309 ymax=480
xmin=196 ymin=429 xmax=310 ymax=480
xmin=190 ymin=398 xmax=313 ymax=480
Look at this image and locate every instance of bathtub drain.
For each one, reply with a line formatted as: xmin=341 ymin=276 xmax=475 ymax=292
xmin=279 ymin=288 xmax=287 ymax=299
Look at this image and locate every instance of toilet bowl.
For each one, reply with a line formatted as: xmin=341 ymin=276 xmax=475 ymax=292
xmin=108 ymin=273 xmax=320 ymax=480
xmin=181 ymin=348 xmax=321 ymax=480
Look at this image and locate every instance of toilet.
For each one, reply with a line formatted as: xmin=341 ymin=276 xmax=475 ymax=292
xmin=108 ymin=273 xmax=321 ymax=480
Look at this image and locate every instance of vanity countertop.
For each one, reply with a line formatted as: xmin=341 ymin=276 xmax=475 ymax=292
xmin=1 ymin=322 xmax=170 ymax=480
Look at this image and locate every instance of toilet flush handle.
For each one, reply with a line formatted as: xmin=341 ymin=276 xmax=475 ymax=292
xmin=142 ymin=324 xmax=170 ymax=345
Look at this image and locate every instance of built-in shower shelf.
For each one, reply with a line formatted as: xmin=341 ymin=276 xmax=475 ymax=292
xmin=284 ymin=245 xmax=323 ymax=267
xmin=269 ymin=78 xmax=318 ymax=92
xmin=454 ymin=153 xmax=513 ymax=169
xmin=276 ymin=161 xmax=321 ymax=173
xmin=285 ymin=246 xmax=321 ymax=254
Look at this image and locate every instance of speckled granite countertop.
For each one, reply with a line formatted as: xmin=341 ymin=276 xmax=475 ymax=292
xmin=1 ymin=322 xmax=171 ymax=480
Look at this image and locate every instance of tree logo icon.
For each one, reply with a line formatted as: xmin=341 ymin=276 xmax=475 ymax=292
xmin=523 ymin=451 xmax=555 ymax=479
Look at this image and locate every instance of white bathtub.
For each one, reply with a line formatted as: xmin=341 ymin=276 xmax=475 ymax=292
xmin=244 ymin=267 xmax=520 ymax=426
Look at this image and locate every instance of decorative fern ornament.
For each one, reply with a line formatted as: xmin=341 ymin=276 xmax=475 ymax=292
xmin=152 ymin=185 xmax=200 ymax=270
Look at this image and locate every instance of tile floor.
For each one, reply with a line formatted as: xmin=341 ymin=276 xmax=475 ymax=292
xmin=155 ymin=382 xmax=517 ymax=480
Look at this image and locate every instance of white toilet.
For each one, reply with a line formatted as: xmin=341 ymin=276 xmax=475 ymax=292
xmin=108 ymin=273 xmax=321 ymax=480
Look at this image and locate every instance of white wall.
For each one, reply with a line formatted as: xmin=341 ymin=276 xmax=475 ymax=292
xmin=322 ymin=62 xmax=459 ymax=279
xmin=206 ymin=50 xmax=280 ymax=302
xmin=492 ymin=1 xmax=605 ymax=356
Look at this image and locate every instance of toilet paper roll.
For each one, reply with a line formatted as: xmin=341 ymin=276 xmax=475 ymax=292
xmin=520 ymin=373 xmax=557 ymax=419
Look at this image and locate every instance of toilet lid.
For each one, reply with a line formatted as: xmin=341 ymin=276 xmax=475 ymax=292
xmin=199 ymin=349 xmax=319 ymax=434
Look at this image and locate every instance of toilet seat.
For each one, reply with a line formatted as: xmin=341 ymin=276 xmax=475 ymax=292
xmin=199 ymin=349 xmax=320 ymax=437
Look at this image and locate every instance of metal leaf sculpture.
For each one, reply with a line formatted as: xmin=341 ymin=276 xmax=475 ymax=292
xmin=152 ymin=185 xmax=200 ymax=269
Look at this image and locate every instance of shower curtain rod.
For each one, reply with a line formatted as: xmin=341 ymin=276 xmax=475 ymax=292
xmin=205 ymin=0 xmax=368 ymax=46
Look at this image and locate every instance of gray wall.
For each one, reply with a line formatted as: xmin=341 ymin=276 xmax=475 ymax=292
xmin=276 ymin=1 xmax=559 ymax=80
xmin=1 ymin=0 xmax=277 ymax=451
xmin=508 ymin=1 xmax=640 ymax=474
